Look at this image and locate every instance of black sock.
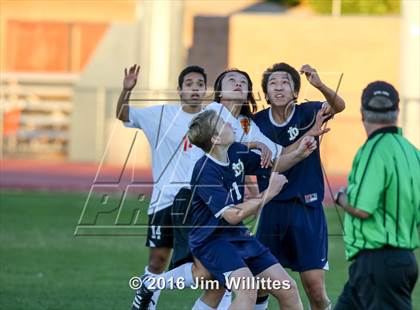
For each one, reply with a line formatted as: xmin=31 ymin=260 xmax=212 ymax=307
xmin=256 ymin=295 xmax=269 ymax=304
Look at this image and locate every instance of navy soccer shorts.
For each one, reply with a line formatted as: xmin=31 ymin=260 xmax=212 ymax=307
xmin=256 ymin=198 xmax=329 ymax=272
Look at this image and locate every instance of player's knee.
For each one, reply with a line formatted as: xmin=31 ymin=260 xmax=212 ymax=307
xmin=306 ymin=282 xmax=329 ymax=307
xmin=289 ymin=278 xmax=299 ymax=292
xmin=230 ymin=269 xmax=257 ymax=304
xmin=148 ymin=260 xmax=166 ymax=273
xmin=273 ymin=278 xmax=299 ymax=299
xmin=282 ymin=277 xmax=298 ymax=293
xmin=235 ymin=287 xmax=257 ymax=305
xmin=148 ymin=251 xmax=169 ymax=273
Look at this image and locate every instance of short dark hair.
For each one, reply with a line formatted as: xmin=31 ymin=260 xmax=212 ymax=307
xmin=261 ymin=62 xmax=301 ymax=104
xmin=213 ymin=68 xmax=257 ymax=118
xmin=178 ymin=65 xmax=207 ymax=89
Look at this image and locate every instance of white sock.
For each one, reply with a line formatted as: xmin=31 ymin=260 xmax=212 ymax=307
xmin=192 ymin=297 xmax=216 ymax=310
xmin=254 ymin=298 xmax=268 ymax=310
xmin=216 ymin=290 xmax=232 ymax=310
xmin=163 ymin=262 xmax=194 ymax=289
xmin=144 ymin=266 xmax=162 ymax=310
xmin=144 ymin=263 xmax=195 ymax=290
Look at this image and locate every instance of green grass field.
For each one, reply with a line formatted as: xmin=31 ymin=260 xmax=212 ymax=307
xmin=1 ymin=190 xmax=419 ymax=309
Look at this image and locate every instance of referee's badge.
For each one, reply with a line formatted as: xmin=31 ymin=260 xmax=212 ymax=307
xmin=305 ymin=193 xmax=318 ymax=203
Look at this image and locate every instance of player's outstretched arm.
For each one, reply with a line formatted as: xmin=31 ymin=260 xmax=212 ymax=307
xmin=300 ymin=64 xmax=346 ymax=115
xmin=222 ymin=174 xmax=287 ymax=225
xmin=116 ymin=64 xmax=140 ymax=122
xmin=272 ymin=136 xmax=317 ymax=173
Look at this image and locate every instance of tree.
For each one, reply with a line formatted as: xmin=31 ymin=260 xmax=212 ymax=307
xmin=267 ymin=0 xmax=301 ymax=7
xmin=267 ymin=0 xmax=401 ymax=15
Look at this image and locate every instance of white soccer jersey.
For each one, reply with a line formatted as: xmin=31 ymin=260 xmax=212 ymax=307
xmin=205 ymin=102 xmax=283 ymax=159
xmin=124 ymin=104 xmax=204 ymax=215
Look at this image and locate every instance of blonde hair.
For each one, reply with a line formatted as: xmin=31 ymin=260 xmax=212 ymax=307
xmin=188 ymin=110 xmax=219 ymax=153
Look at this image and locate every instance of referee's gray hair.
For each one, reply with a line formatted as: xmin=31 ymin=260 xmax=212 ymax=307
xmin=361 ymin=97 xmax=398 ymax=124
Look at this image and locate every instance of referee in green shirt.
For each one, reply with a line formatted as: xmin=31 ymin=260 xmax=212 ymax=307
xmin=334 ymin=81 xmax=419 ymax=310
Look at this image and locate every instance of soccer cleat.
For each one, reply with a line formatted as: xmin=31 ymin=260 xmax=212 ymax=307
xmin=131 ymin=275 xmax=155 ymax=310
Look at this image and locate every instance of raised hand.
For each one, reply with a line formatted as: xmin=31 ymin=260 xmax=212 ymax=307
xmin=123 ymin=64 xmax=140 ymax=91
xmin=307 ymin=104 xmax=332 ymax=137
xmin=254 ymin=142 xmax=273 ymax=168
xmin=296 ymin=136 xmax=317 ymax=159
xmin=300 ymin=64 xmax=323 ymax=89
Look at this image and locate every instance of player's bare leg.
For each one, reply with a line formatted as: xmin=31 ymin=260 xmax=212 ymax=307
xmin=192 ymin=257 xmax=230 ymax=310
xmin=257 ymin=263 xmax=303 ymax=310
xmin=148 ymin=247 xmax=172 ymax=273
xmin=132 ymin=247 xmax=172 ymax=310
xmin=300 ymin=269 xmax=330 ymax=310
xmin=193 ymin=289 xmax=226 ymax=310
xmin=228 ymin=268 xmax=257 ymax=310
xmin=146 ymin=247 xmax=171 ymax=307
xmin=135 ymin=257 xmax=226 ymax=310
xmin=191 ymin=257 xmax=212 ymax=279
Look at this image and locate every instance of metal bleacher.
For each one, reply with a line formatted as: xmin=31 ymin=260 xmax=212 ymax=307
xmin=1 ymin=73 xmax=78 ymax=159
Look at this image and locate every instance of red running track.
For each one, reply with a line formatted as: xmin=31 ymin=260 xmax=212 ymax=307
xmin=0 ymin=159 xmax=347 ymax=204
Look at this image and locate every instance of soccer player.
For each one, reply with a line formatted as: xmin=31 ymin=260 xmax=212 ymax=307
xmin=116 ymin=64 xmax=208 ymax=310
xmin=253 ymin=63 xmax=345 ymax=310
xmin=187 ymin=109 xmax=318 ymax=310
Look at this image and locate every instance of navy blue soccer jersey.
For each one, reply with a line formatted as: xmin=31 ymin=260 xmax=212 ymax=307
xmin=253 ymin=102 xmax=324 ymax=207
xmin=189 ymin=142 xmax=271 ymax=250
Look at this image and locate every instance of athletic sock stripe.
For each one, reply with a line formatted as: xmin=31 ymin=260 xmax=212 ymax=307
xmin=132 ymin=299 xmax=140 ymax=308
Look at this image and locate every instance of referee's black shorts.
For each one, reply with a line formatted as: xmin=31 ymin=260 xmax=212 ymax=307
xmin=335 ymin=246 xmax=418 ymax=310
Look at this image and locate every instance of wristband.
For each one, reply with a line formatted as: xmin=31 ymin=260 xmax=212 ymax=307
xmin=334 ymin=187 xmax=346 ymax=205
